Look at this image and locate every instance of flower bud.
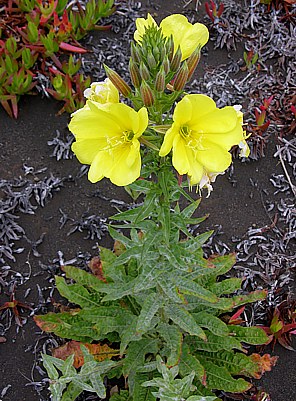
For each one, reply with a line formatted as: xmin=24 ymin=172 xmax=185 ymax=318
xmin=173 ymin=62 xmax=189 ymax=91
xmin=152 ymin=45 xmax=160 ymax=64
xmin=147 ymin=51 xmax=157 ymax=69
xmin=140 ymin=81 xmax=155 ymax=107
xmin=104 ymin=64 xmax=132 ymax=98
xmin=170 ymin=46 xmax=182 ymax=72
xmin=139 ymin=61 xmax=150 ymax=81
xmin=129 ymin=59 xmax=141 ymax=88
xmin=130 ymin=41 xmax=141 ymax=64
xmin=165 ymin=35 xmax=174 ymax=62
xmin=162 ymin=56 xmax=170 ymax=75
xmin=155 ymin=67 xmax=166 ymax=92
xmin=186 ymin=47 xmax=201 ymax=81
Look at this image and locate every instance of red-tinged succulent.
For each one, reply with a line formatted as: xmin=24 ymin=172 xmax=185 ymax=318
xmin=261 ymin=300 xmax=296 ymax=350
xmin=205 ymin=0 xmax=225 ymax=23
xmin=0 ymin=0 xmax=115 ymax=117
xmin=0 ymin=287 xmax=33 ymax=327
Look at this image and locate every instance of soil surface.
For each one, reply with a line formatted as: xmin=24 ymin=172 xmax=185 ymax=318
xmin=1 ymin=1 xmax=295 ymax=400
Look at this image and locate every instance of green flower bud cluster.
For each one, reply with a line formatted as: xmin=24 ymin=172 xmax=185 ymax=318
xmin=127 ymin=25 xmax=200 ymax=120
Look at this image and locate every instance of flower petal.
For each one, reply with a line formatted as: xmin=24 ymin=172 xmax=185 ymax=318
xmin=172 ymin=135 xmax=190 ymax=175
xmin=69 ymin=101 xmax=120 ymax=139
xmin=159 ymin=126 xmax=177 ymax=156
xmin=192 ymin=106 xmax=239 ymax=135
xmin=160 ymin=14 xmax=209 ymax=60
xmin=72 ymin=138 xmax=107 ymax=164
xmin=195 ymin=139 xmax=232 ymax=173
xmin=173 ymin=95 xmax=193 ymax=125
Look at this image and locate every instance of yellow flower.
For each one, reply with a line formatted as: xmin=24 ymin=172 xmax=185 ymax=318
xmin=69 ymin=101 xmax=148 ymax=186
xmin=134 ymin=13 xmax=209 ymax=61
xmin=83 ymin=78 xmax=119 ymax=104
xmin=159 ymin=94 xmax=246 ymax=186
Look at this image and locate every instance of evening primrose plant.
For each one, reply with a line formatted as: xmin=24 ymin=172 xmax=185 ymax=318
xmin=36 ymin=13 xmax=275 ymax=401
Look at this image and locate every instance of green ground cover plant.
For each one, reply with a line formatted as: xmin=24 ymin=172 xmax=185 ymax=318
xmin=33 ymin=11 xmax=278 ymax=401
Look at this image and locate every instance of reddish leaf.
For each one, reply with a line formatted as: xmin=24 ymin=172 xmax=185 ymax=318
xmin=52 ymin=340 xmax=119 ymax=368
xmin=229 ymin=306 xmax=245 ymax=325
xmin=59 ymin=42 xmax=88 ymax=54
xmin=88 ymin=256 xmax=107 ymax=282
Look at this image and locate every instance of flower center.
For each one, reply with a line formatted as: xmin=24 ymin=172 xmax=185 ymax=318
xmin=124 ymin=130 xmax=135 ymax=142
xmin=180 ymin=125 xmax=191 ymax=139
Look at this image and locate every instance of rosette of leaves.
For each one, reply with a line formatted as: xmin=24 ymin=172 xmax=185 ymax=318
xmin=36 ymin=169 xmax=275 ymax=401
xmin=0 ymin=0 xmax=115 ymax=117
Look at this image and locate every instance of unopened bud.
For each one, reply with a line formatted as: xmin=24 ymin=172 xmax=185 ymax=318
xmin=140 ymin=81 xmax=155 ymax=107
xmin=170 ymin=46 xmax=182 ymax=72
xmin=173 ymin=63 xmax=189 ymax=91
xmin=104 ymin=64 xmax=132 ymax=97
xmin=139 ymin=61 xmax=150 ymax=81
xmin=129 ymin=59 xmax=141 ymax=88
xmin=130 ymin=41 xmax=141 ymax=64
xmin=147 ymin=51 xmax=157 ymax=69
xmin=186 ymin=47 xmax=201 ymax=81
xmin=152 ymin=46 xmax=160 ymax=64
xmin=162 ymin=56 xmax=170 ymax=75
xmin=166 ymin=35 xmax=174 ymax=62
xmin=155 ymin=68 xmax=166 ymax=92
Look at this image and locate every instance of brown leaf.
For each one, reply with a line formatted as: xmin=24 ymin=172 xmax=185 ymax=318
xmin=250 ymin=353 xmax=278 ymax=379
xmin=88 ymin=256 xmax=107 ymax=282
xmin=52 ymin=340 xmax=120 ymax=368
xmin=113 ymin=240 xmax=126 ymax=256
xmin=34 ymin=315 xmax=58 ymax=332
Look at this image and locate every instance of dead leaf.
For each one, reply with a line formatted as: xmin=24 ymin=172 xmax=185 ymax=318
xmin=88 ymin=256 xmax=107 ymax=282
xmin=250 ymin=353 xmax=278 ymax=379
xmin=52 ymin=340 xmax=120 ymax=368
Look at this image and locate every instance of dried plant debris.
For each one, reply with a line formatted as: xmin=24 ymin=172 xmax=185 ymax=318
xmin=0 ymin=171 xmax=64 ymax=265
xmin=47 ymin=130 xmax=75 ymax=161
xmin=67 ymin=212 xmax=108 ymax=240
xmin=200 ymin=135 xmax=296 ymax=325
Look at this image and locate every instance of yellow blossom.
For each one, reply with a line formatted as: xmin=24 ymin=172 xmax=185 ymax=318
xmin=69 ymin=101 xmax=148 ymax=186
xmin=83 ymin=78 xmax=119 ymax=104
xmin=159 ymin=94 xmax=246 ymax=186
xmin=134 ymin=13 xmax=209 ymax=61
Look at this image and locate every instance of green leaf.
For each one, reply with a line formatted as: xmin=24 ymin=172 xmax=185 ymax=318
xmin=133 ymin=372 xmax=156 ymax=401
xmin=62 ymin=265 xmax=106 ymax=290
xmin=110 ymin=390 xmax=130 ymax=401
xmin=80 ymin=306 xmax=135 ymax=338
xmin=192 ymin=312 xmax=229 ymax=337
xmin=177 ymin=278 xmax=218 ymax=304
xmin=55 ymin=276 xmax=103 ymax=308
xmin=165 ymin=304 xmax=207 ymax=340
xmin=60 ymin=382 xmax=83 ymax=401
xmin=179 ymin=344 xmax=206 ymax=385
xmin=42 ymin=354 xmax=60 ymax=380
xmin=209 ymin=278 xmax=242 ymax=296
xmin=136 ymin=292 xmax=163 ymax=335
xmin=123 ymin=339 xmax=159 ymax=377
xmin=228 ymin=325 xmax=269 ymax=345
xmin=120 ymin=316 xmax=142 ymax=355
xmin=200 ymin=360 xmax=251 ymax=393
xmin=187 ymin=331 xmax=244 ymax=353
xmin=35 ymin=312 xmax=98 ymax=342
xmin=196 ymin=350 xmax=260 ymax=378
xmin=158 ymin=323 xmax=183 ymax=366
